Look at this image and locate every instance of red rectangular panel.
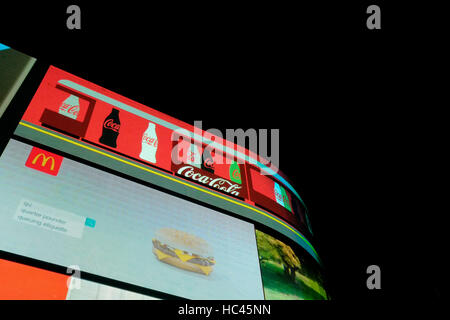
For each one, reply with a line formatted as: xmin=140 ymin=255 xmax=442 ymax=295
xmin=25 ymin=147 xmax=63 ymax=176
xmin=250 ymin=167 xmax=275 ymax=199
xmin=248 ymin=166 xmax=300 ymax=228
xmin=0 ymin=259 xmax=69 ymax=300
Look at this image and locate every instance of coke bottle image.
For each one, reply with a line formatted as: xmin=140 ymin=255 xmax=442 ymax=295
xmin=188 ymin=143 xmax=202 ymax=168
xmin=229 ymin=160 xmax=242 ymax=184
xmin=99 ymin=108 xmax=121 ymax=148
xmin=274 ymin=182 xmax=285 ymax=207
xmin=140 ymin=121 xmax=158 ymax=163
xmin=177 ymin=140 xmax=201 ymax=168
xmin=201 ymin=145 xmax=215 ymax=173
xmin=280 ymin=186 xmax=292 ymax=212
xmin=58 ymin=94 xmax=80 ymax=120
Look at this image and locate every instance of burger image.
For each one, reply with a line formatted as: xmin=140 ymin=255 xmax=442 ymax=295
xmin=152 ymin=228 xmax=215 ymax=276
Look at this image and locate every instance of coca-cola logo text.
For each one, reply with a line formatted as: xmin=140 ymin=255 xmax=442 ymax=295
xmin=204 ymin=157 xmax=214 ymax=169
xmin=188 ymin=151 xmax=196 ymax=163
xmin=231 ymin=169 xmax=241 ymax=180
xmin=60 ymin=103 xmax=79 ymax=116
xmin=104 ymin=119 xmax=120 ymax=132
xmin=143 ymin=133 xmax=158 ymax=147
xmin=177 ymin=165 xmax=241 ymax=196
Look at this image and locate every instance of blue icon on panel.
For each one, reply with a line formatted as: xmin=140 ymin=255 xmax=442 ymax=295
xmin=0 ymin=43 xmax=10 ymax=51
xmin=85 ymin=217 xmax=96 ymax=228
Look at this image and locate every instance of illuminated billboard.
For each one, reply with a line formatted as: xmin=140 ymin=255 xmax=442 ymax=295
xmin=0 ymin=60 xmax=326 ymax=300
xmin=0 ymin=139 xmax=264 ymax=299
xmin=17 ymin=66 xmax=314 ymax=250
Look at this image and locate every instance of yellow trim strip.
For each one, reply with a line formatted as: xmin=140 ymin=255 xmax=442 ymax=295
xmin=18 ymin=121 xmax=318 ymax=257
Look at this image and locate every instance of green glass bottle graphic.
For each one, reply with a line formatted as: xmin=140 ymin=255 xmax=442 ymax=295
xmin=229 ymin=161 xmax=242 ymax=184
xmin=280 ymin=186 xmax=292 ymax=212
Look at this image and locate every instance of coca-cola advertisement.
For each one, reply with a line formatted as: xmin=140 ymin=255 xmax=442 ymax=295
xmin=172 ymin=140 xmax=247 ymax=199
xmin=47 ymin=90 xmax=89 ymax=124
xmin=99 ymin=108 xmax=121 ymax=148
xmin=58 ymin=94 xmax=80 ymax=120
xmin=201 ymin=144 xmax=215 ymax=174
xmin=177 ymin=165 xmax=242 ymax=197
xmin=139 ymin=121 xmax=158 ymax=163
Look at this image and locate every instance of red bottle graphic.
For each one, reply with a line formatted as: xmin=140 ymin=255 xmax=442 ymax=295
xmin=99 ymin=108 xmax=120 ymax=148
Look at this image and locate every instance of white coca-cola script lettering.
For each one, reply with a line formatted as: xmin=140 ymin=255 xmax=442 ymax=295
xmin=177 ymin=165 xmax=242 ymax=196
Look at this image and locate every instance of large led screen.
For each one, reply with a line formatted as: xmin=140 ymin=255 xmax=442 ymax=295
xmin=13 ymin=65 xmax=318 ymax=258
xmin=0 ymin=139 xmax=264 ymax=299
xmin=255 ymin=229 xmax=327 ymax=300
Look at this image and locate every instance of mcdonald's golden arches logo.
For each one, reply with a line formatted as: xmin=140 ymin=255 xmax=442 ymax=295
xmin=25 ymin=147 xmax=63 ymax=176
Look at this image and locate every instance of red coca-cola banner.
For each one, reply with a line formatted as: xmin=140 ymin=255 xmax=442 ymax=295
xmin=20 ymin=66 xmax=307 ymax=229
xmin=21 ymin=66 xmax=173 ymax=172
xmin=176 ymin=165 xmax=244 ymax=197
xmin=171 ymin=139 xmax=248 ymax=199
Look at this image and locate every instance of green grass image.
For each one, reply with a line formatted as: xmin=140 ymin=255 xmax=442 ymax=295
xmin=256 ymin=230 xmax=327 ymax=300
xmin=260 ymin=260 xmax=327 ymax=300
